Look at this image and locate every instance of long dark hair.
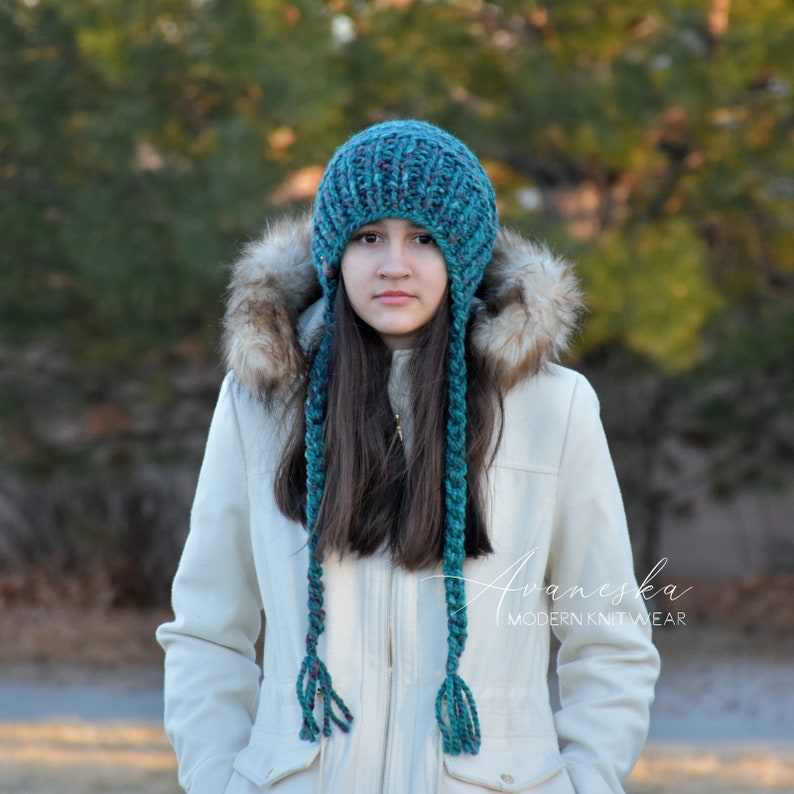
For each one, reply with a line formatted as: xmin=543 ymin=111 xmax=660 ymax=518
xmin=275 ymin=281 xmax=503 ymax=570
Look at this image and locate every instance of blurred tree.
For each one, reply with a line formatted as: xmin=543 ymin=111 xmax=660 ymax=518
xmin=4 ymin=0 xmax=791 ymax=365
xmin=0 ymin=0 xmax=346 ymax=357
xmin=1 ymin=0 xmax=793 ymax=590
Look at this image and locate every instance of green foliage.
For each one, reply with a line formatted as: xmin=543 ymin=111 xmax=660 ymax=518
xmin=580 ymin=219 xmax=721 ymax=371
xmin=685 ymin=298 xmax=794 ymax=495
xmin=0 ymin=0 xmax=343 ymax=358
xmin=1 ymin=0 xmax=793 ymax=501
xmin=3 ymin=0 xmax=792 ymax=364
xmin=3 ymin=0 xmax=794 ymax=596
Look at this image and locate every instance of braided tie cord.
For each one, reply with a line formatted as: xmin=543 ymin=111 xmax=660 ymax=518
xmin=296 ymin=290 xmax=354 ymax=742
xmin=434 ymin=275 xmax=481 ymax=755
xmin=296 ymin=537 xmax=354 ymax=739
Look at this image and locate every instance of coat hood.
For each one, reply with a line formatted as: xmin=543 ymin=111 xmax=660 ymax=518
xmin=223 ymin=215 xmax=584 ymax=400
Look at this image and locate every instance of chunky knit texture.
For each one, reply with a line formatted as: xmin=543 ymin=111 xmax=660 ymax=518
xmin=298 ymin=120 xmax=498 ymax=755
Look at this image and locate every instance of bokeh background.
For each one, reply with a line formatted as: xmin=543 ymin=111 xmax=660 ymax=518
xmin=1 ymin=1 xmax=793 ymax=792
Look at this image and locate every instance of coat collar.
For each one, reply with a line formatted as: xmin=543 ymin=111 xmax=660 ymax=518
xmin=223 ymin=215 xmax=584 ymax=400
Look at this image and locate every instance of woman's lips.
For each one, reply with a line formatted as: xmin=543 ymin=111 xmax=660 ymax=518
xmin=375 ymin=291 xmax=414 ymax=305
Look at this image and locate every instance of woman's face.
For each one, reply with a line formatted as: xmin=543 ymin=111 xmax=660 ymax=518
xmin=340 ymin=218 xmax=448 ymax=350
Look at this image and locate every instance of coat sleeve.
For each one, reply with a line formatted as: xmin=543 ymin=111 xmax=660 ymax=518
xmin=547 ymin=374 xmax=660 ymax=794
xmin=156 ymin=374 xmax=263 ymax=794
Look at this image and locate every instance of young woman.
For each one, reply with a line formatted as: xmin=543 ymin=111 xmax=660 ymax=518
xmin=157 ymin=120 xmax=660 ymax=794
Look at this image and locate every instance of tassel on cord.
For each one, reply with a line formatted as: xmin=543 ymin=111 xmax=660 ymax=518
xmin=434 ymin=279 xmax=482 ymax=756
xmin=435 ymin=670 xmax=481 ymax=755
xmin=296 ymin=297 xmax=353 ymax=742
xmin=296 ymin=544 xmax=353 ymax=740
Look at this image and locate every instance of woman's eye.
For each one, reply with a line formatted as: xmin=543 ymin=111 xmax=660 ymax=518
xmin=354 ymin=231 xmax=380 ymax=244
xmin=415 ymin=234 xmax=435 ymax=246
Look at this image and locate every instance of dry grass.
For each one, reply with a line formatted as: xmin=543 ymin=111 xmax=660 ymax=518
xmin=627 ymin=744 xmax=794 ymax=793
xmin=0 ymin=721 xmax=180 ymax=794
xmin=1 ymin=721 xmax=792 ymax=794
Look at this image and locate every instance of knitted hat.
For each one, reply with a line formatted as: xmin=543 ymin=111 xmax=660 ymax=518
xmin=297 ymin=120 xmax=498 ymax=755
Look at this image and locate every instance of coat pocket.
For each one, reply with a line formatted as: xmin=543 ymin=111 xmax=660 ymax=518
xmin=232 ymin=734 xmax=320 ymax=788
xmin=443 ymin=745 xmax=574 ymax=793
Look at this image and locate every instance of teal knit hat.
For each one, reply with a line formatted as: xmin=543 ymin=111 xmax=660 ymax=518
xmin=297 ymin=120 xmax=498 ymax=755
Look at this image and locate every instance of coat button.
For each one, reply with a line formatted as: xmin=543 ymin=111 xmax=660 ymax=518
xmin=500 ymin=772 xmax=514 ymax=784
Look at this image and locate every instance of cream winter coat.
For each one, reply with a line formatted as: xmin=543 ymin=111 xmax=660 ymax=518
xmin=157 ymin=218 xmax=660 ymax=794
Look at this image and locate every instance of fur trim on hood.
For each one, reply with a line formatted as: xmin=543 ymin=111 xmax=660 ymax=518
xmin=223 ymin=216 xmax=584 ymax=401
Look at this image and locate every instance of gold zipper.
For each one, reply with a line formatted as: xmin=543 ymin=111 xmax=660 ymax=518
xmin=393 ymin=355 xmax=414 ymax=444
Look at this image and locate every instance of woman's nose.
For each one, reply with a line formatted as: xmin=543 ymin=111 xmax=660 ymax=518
xmin=377 ymin=242 xmax=411 ymax=279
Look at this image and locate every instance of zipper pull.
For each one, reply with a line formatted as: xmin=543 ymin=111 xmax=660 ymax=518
xmin=394 ymin=413 xmax=403 ymax=443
